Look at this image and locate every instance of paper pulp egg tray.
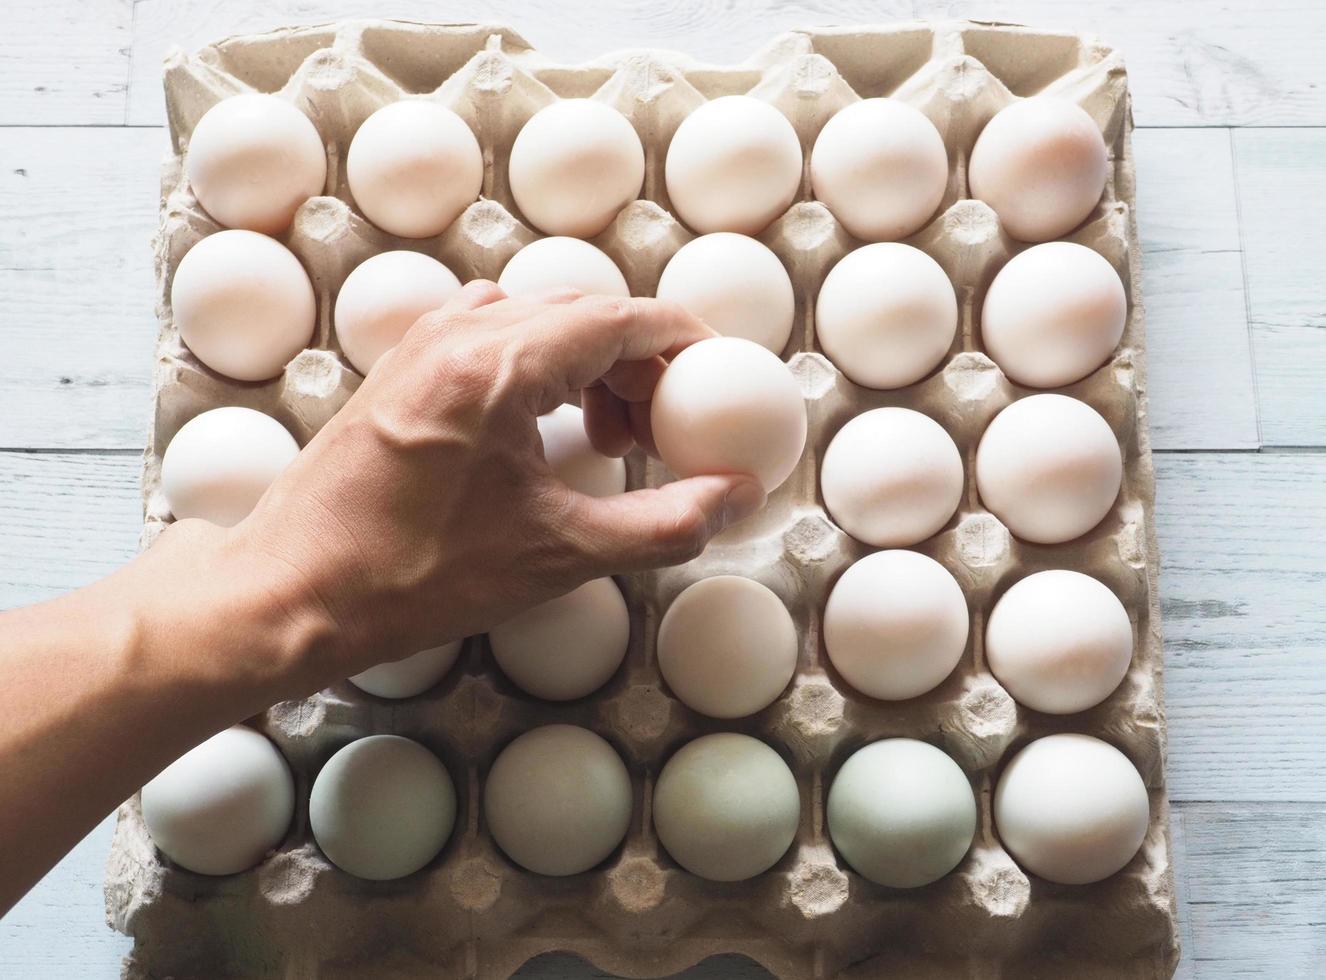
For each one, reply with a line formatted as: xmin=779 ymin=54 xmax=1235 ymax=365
xmin=105 ymin=18 xmax=1179 ymax=980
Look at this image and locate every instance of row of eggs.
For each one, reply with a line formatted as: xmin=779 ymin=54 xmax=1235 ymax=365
xmin=167 ymin=358 xmax=1122 ymax=555
xmin=165 ymin=403 xmax=1130 ymax=717
xmin=175 ymin=90 xmax=1122 ymax=393
xmin=187 ymin=90 xmax=1108 ymax=246
xmin=171 ymin=228 xmax=1126 ymax=393
xmin=143 ymin=725 xmax=1149 ymax=889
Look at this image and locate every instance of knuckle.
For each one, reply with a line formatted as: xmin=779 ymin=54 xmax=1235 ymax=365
xmin=410 ymin=308 xmax=460 ymax=339
xmin=462 ymin=278 xmax=507 ymax=305
xmin=427 ymin=343 xmax=496 ymax=394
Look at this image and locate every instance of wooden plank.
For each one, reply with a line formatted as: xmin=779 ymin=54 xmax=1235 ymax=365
xmin=1171 ymin=803 xmax=1326 ymax=978
xmin=1233 ymin=129 xmax=1326 ymax=449
xmin=1133 ymin=129 xmax=1258 ymax=451
xmin=126 ymin=0 xmax=1326 ymax=127
xmin=0 ymin=127 xmax=162 ymax=450
xmin=1156 ymin=453 xmax=1326 ymax=803
xmin=0 ymin=0 xmax=133 ymax=125
xmin=0 ymin=452 xmax=141 ymax=608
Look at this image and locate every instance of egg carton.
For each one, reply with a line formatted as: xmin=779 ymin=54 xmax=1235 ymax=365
xmin=105 ymin=18 xmax=1179 ymax=980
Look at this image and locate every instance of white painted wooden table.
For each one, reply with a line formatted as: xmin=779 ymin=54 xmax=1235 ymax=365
xmin=1 ymin=2 xmax=1323 ymax=977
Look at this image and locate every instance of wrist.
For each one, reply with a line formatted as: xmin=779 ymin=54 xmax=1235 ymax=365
xmin=127 ymin=519 xmax=340 ymax=710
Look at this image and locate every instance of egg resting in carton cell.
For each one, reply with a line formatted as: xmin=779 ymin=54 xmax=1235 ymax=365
xmin=108 ymin=18 xmax=1178 ymax=980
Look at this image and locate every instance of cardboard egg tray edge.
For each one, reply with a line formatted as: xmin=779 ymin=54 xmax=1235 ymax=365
xmin=105 ymin=18 xmax=1180 ymax=980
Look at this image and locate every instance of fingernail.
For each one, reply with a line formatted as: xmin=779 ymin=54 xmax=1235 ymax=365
xmin=721 ymin=479 xmax=767 ymax=527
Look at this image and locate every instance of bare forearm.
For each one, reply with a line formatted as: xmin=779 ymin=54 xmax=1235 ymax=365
xmin=0 ymin=520 xmax=326 ymax=914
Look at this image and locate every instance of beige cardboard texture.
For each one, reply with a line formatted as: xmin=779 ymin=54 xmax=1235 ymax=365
xmin=106 ymin=19 xmax=1179 ymax=980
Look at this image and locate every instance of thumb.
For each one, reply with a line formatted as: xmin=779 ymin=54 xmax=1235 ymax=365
xmin=567 ymin=474 xmax=767 ymax=574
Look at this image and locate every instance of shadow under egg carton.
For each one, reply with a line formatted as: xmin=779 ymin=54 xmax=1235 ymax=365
xmin=112 ymin=17 xmax=1177 ymax=980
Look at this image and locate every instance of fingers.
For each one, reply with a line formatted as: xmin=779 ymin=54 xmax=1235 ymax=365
xmin=626 ymin=398 xmax=657 ymax=457
xmin=410 ymin=282 xmax=584 ymax=345
xmin=564 ymin=474 xmax=766 ymax=574
xmin=600 ymin=356 xmax=667 ymax=403
xmin=581 ymin=384 xmax=634 ymax=458
xmin=521 ymin=296 xmax=715 ymax=396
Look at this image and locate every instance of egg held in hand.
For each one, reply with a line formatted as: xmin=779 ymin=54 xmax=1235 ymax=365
xmin=651 ymin=337 xmax=806 ymax=493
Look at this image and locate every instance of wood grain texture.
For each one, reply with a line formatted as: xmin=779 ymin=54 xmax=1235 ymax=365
xmin=0 ymin=120 xmax=1264 ymax=452
xmin=0 ymin=452 xmax=141 ymax=605
xmin=1157 ymin=453 xmax=1326 ymax=803
xmin=125 ymin=0 xmax=1326 ymax=127
xmin=0 ymin=0 xmax=132 ymax=125
xmin=0 ymin=127 xmax=161 ymax=450
xmin=1133 ymin=129 xmax=1259 ymax=450
xmin=1171 ymin=804 xmax=1326 ymax=978
xmin=1234 ymin=128 xmax=1326 ymax=448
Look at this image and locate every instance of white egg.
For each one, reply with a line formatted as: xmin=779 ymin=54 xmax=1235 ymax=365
xmin=161 ymin=407 xmax=299 ymax=527
xmin=827 ymin=739 xmax=976 ymax=888
xmin=810 ymin=98 xmax=948 ymax=242
xmin=309 ymin=735 xmax=456 ymax=881
xmin=498 ymin=237 xmax=629 ymax=299
xmin=508 ymin=99 xmax=644 ymax=238
xmin=537 ymin=404 xmax=626 ymax=497
xmin=982 ymin=242 xmax=1127 ymax=388
xmin=657 ymin=575 xmax=798 ymax=719
xmin=655 ymin=233 xmax=795 ymax=353
xmin=347 ymin=640 xmax=463 ymax=700
xmin=994 ymin=733 xmax=1149 ymax=884
xmin=484 ymin=724 xmax=632 ymax=876
xmin=171 ymin=230 xmax=316 ymax=382
xmin=815 ymin=244 xmax=957 ymax=389
xmin=347 ymin=100 xmax=483 ymax=238
xmin=489 ymin=577 xmax=629 ymax=701
xmin=651 ymin=336 xmax=807 ymax=493
xmin=986 ymin=570 xmax=1133 ymax=714
xmin=140 ymin=726 xmax=294 ymax=876
xmin=334 ymin=250 xmax=462 ymax=375
xmin=969 ymin=97 xmax=1108 ymax=243
xmin=653 ymin=733 xmax=800 ymax=881
xmin=823 ymin=550 xmax=969 ymax=701
xmin=976 ymin=394 xmax=1122 ymax=544
xmin=185 ymin=93 xmax=326 ymax=235
xmin=820 ymin=407 xmax=963 ymax=547
xmin=665 ymin=96 xmax=803 ymax=235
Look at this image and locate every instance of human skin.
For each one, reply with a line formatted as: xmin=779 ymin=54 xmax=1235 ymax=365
xmin=0 ymin=282 xmax=766 ymax=914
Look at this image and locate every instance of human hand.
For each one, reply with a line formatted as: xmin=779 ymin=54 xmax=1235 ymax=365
xmin=179 ymin=281 xmax=766 ymax=692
